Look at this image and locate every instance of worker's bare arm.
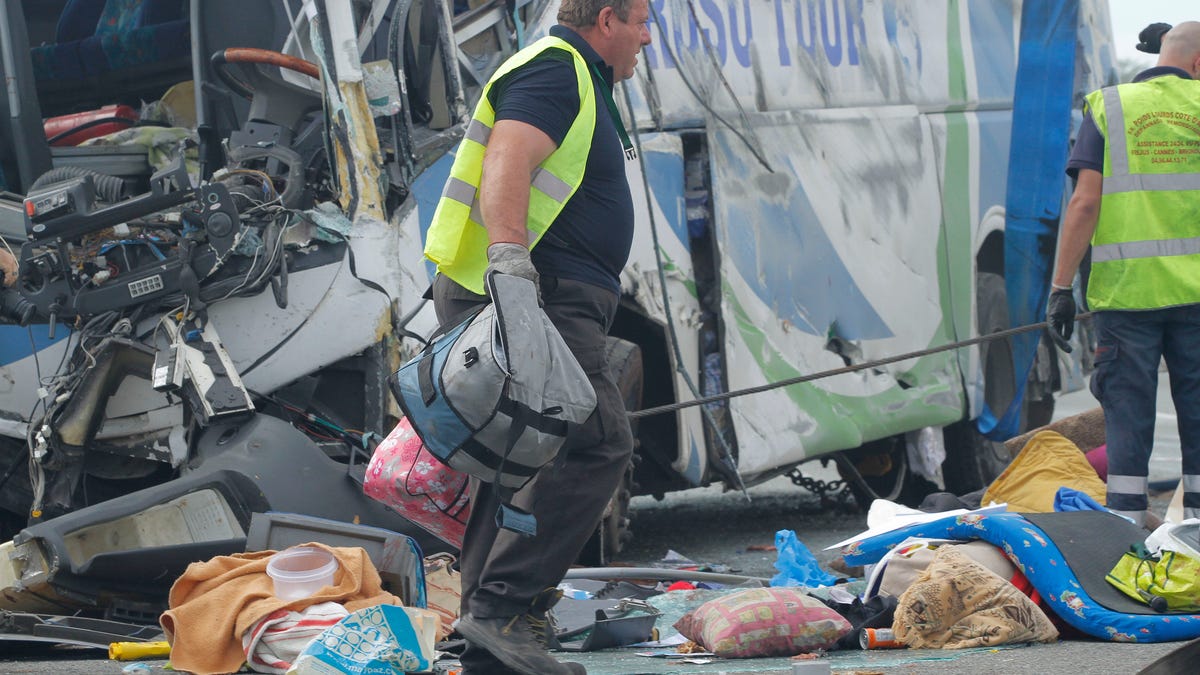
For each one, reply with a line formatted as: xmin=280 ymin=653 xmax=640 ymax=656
xmin=1052 ymin=168 xmax=1102 ymax=288
xmin=480 ymin=119 xmax=558 ymax=246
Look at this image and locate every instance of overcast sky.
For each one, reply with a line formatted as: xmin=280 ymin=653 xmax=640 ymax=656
xmin=1110 ymin=1 xmax=1195 ymax=68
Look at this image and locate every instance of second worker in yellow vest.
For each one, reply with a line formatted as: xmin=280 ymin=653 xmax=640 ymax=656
xmin=1049 ymin=21 xmax=1200 ymax=529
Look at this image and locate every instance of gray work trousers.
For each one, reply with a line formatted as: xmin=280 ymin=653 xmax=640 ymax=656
xmin=431 ymin=273 xmax=634 ymax=622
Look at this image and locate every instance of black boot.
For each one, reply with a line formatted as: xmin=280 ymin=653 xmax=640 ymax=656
xmin=458 ymin=642 xmax=520 ymax=675
xmin=457 ymin=612 xmax=586 ymax=675
xmin=526 ymin=586 xmax=565 ymax=650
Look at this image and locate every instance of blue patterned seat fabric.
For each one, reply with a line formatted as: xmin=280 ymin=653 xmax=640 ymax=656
xmin=30 ymin=0 xmax=190 ymax=83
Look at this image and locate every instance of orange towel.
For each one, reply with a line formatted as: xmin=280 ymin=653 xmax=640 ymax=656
xmin=160 ymin=543 xmax=400 ymax=675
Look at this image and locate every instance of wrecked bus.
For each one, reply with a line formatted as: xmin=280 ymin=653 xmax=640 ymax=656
xmin=0 ymin=0 xmax=1110 ymax=613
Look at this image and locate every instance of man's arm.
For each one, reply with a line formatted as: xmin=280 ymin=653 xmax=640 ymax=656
xmin=479 ymin=119 xmax=558 ymax=245
xmin=1052 ymin=168 xmax=1103 ymax=288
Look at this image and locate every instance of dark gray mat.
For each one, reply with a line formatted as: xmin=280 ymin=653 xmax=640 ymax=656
xmin=1023 ymin=511 xmax=1170 ymax=616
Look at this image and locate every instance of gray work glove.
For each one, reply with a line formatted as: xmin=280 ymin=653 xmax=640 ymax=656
xmin=485 ymin=242 xmax=541 ymax=301
xmin=1046 ymin=287 xmax=1075 ymax=354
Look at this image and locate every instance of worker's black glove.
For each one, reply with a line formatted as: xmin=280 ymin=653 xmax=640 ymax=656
xmin=485 ymin=242 xmax=541 ymax=303
xmin=1046 ymin=287 xmax=1076 ymax=353
xmin=1137 ymin=22 xmax=1172 ymax=54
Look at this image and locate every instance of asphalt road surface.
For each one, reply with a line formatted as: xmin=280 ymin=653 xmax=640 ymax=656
xmin=1 ymin=377 xmax=1191 ymax=674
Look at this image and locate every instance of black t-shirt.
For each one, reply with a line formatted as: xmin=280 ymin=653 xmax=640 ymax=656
xmin=489 ymin=25 xmax=634 ymax=294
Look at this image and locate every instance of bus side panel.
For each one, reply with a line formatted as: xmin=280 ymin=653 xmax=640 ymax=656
xmin=709 ymin=106 xmax=962 ymax=476
xmin=626 ymin=1 xmax=1024 ymax=129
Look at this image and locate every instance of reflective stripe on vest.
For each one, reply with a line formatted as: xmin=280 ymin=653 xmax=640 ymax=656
xmin=424 ymin=36 xmax=597 ymax=295
xmin=1093 ymin=236 xmax=1200 ymax=264
xmin=1084 ymin=78 xmax=1200 ymax=310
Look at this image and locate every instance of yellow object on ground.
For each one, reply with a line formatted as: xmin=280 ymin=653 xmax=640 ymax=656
xmin=1107 ymin=548 xmax=1200 ymax=612
xmin=982 ymin=430 xmax=1106 ymax=512
xmin=159 ymin=81 xmax=197 ymax=128
xmin=109 ymin=640 xmax=171 ymax=660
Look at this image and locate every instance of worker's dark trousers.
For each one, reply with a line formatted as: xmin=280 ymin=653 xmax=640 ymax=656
xmin=432 ymin=274 xmax=634 ymax=641
xmin=1091 ymin=305 xmax=1200 ymax=524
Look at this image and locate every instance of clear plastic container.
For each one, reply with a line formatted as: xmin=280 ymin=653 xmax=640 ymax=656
xmin=266 ymin=546 xmax=338 ymax=601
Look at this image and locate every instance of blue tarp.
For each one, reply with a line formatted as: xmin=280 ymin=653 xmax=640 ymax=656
xmin=983 ymin=0 xmax=1079 ymax=440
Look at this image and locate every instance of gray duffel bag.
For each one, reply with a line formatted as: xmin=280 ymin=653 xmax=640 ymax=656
xmin=389 ymin=273 xmax=596 ymax=531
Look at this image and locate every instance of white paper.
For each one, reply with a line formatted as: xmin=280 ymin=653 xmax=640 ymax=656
xmin=824 ymin=501 xmax=1007 ymax=551
xmin=630 ymin=633 xmax=689 ymax=648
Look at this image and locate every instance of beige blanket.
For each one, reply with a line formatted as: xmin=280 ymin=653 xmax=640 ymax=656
xmin=893 ymin=545 xmax=1058 ymax=649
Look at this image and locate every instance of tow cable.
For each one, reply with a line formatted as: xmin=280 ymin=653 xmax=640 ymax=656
xmin=628 ymin=312 xmax=1093 ymax=508
xmin=628 ymin=314 xmax=1092 ymax=420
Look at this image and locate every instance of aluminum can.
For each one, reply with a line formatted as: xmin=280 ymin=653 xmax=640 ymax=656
xmin=860 ymin=627 xmax=903 ymax=649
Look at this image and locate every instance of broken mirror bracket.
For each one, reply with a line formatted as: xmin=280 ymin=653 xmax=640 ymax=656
xmin=0 ymin=611 xmax=163 ymax=649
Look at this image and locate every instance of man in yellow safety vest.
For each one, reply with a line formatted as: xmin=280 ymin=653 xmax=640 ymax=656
xmin=1049 ymin=21 xmax=1200 ymax=528
xmin=423 ymin=1 xmax=651 ymax=673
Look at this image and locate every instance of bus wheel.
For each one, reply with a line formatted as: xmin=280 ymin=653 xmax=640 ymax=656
xmin=577 ymin=338 xmax=643 ymax=566
xmin=942 ymin=272 xmax=1020 ymax=493
xmin=838 ymin=437 xmax=938 ymax=509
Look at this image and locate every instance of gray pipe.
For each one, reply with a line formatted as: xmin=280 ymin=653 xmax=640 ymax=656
xmin=29 ymin=166 xmax=128 ymax=203
xmin=562 ymin=567 xmax=769 ymax=586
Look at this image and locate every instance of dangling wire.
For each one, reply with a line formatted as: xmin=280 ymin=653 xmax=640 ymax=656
xmin=619 ymin=81 xmax=748 ymax=500
xmin=647 ymin=5 xmax=772 ymax=173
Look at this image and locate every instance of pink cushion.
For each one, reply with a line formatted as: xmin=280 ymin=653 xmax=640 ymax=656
xmin=1086 ymin=444 xmax=1108 ymax=481
xmin=673 ymin=587 xmax=851 ymax=658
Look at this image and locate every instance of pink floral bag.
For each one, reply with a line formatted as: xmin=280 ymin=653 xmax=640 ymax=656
xmin=363 ymin=416 xmax=470 ymax=548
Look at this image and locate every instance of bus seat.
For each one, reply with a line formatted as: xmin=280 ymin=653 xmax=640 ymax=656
xmin=30 ymin=0 xmax=191 ymax=114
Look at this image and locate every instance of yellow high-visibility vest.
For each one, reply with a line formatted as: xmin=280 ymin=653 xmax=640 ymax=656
xmin=1085 ymin=77 xmax=1200 ymax=310
xmin=424 ymin=36 xmax=597 ymax=294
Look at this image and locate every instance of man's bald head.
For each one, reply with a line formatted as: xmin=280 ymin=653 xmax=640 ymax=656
xmin=1158 ymin=21 xmax=1200 ymax=76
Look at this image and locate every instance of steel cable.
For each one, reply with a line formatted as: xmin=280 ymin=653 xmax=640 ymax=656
xmin=628 ymin=314 xmax=1092 ymax=419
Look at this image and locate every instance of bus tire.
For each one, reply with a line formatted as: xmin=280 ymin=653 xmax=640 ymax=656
xmin=942 ymin=272 xmax=1021 ymax=493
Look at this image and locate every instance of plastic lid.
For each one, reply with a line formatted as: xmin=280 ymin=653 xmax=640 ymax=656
xmin=266 ymin=546 xmax=338 ymax=583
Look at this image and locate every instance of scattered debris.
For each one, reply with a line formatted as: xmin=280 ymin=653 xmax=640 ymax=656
xmin=654 ymin=549 xmax=734 ymax=574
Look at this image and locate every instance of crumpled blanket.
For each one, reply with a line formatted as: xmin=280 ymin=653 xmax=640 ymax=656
xmin=892 ymin=545 xmax=1059 ymax=649
xmin=242 ymin=601 xmax=348 ymax=674
xmin=160 ymin=543 xmax=400 ymax=675
xmin=982 ymin=430 xmax=1106 ymax=512
xmin=80 ymin=126 xmax=198 ymax=173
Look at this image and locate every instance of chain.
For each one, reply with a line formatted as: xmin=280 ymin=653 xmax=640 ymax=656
xmin=612 ymin=598 xmax=663 ymax=616
xmin=787 ymin=466 xmax=852 ymax=507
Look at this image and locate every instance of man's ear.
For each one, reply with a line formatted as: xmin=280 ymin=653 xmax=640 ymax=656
xmin=596 ymin=6 xmax=615 ymax=34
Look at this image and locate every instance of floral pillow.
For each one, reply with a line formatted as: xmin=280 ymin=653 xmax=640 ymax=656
xmin=673 ymin=587 xmax=851 ymax=658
